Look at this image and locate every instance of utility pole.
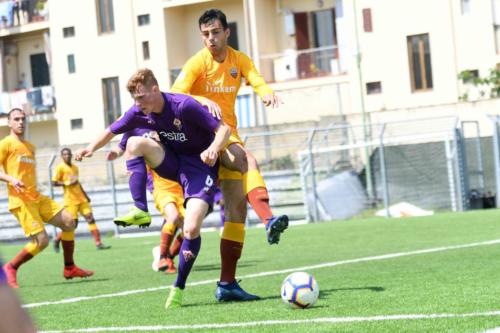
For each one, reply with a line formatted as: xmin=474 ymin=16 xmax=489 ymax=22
xmin=352 ymin=0 xmax=374 ymax=200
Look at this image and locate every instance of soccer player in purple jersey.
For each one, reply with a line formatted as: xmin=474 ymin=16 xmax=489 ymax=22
xmin=0 ymin=261 xmax=37 ymax=333
xmin=107 ymin=128 xmax=185 ymax=274
xmin=75 ymin=68 xmax=234 ymax=309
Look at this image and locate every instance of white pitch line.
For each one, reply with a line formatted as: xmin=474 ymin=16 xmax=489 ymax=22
xmin=38 ymin=310 xmax=500 ymax=332
xmin=24 ymin=238 xmax=500 ymax=309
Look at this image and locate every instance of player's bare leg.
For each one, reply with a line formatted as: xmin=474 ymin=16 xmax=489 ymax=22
xmin=49 ymin=209 xmax=94 ymax=279
xmin=221 ymin=144 xmax=288 ymax=244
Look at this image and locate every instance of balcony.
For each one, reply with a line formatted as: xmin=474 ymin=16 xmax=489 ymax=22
xmin=0 ymin=85 xmax=55 ymax=124
xmin=260 ymin=45 xmax=343 ymax=83
xmin=0 ymin=0 xmax=49 ymax=37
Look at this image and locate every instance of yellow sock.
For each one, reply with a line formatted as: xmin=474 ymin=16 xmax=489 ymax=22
xmin=162 ymin=222 xmax=176 ymax=235
xmin=243 ymin=169 xmax=266 ymax=194
xmin=221 ymin=221 xmax=245 ymax=243
xmin=61 ymin=231 xmax=75 ymax=241
xmin=25 ymin=241 xmax=42 ymax=256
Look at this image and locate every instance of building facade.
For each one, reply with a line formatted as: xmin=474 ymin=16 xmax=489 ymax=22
xmin=0 ymin=0 xmax=498 ymax=146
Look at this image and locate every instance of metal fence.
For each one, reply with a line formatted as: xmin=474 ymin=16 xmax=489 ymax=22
xmin=1 ymin=116 xmax=498 ymax=241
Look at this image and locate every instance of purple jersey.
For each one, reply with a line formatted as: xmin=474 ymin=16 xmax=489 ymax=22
xmin=110 ymin=93 xmax=220 ymax=155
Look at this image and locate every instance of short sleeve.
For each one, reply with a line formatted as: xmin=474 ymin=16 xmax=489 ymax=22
xmin=52 ymin=164 xmax=63 ymax=182
xmin=0 ymin=139 xmax=8 ymax=166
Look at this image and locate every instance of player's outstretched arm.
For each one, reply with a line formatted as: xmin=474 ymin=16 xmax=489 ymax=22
xmin=75 ymin=128 xmax=115 ymax=161
xmin=200 ymin=123 xmax=231 ymax=167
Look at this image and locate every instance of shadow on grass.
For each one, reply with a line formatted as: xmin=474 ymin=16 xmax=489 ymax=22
xmin=193 ymin=260 xmax=262 ymax=272
xmin=320 ymin=286 xmax=385 ymax=298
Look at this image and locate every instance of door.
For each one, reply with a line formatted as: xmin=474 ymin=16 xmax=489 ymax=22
xmin=30 ymin=53 xmax=50 ymax=87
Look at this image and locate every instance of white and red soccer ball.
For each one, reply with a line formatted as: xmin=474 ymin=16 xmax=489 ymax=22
xmin=281 ymin=272 xmax=319 ymax=309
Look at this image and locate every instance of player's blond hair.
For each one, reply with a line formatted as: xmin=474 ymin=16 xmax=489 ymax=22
xmin=127 ymin=68 xmax=159 ymax=93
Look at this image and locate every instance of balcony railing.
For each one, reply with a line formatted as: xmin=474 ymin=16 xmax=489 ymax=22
xmin=260 ymin=45 xmax=342 ymax=83
xmin=0 ymin=85 xmax=55 ymax=116
xmin=0 ymin=0 xmax=49 ymax=29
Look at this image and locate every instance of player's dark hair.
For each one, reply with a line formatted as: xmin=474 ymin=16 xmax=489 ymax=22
xmin=60 ymin=147 xmax=71 ymax=155
xmin=199 ymin=8 xmax=228 ymax=30
xmin=7 ymin=108 xmax=24 ymax=120
xmin=127 ymin=68 xmax=159 ymax=93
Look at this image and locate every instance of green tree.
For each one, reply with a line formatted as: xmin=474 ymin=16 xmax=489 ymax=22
xmin=458 ymin=68 xmax=500 ymax=101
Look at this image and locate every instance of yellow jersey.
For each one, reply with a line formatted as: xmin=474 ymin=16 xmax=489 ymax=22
xmin=0 ymin=135 xmax=40 ymax=209
xmin=171 ymin=46 xmax=273 ymax=132
xmin=52 ymin=162 xmax=89 ymax=206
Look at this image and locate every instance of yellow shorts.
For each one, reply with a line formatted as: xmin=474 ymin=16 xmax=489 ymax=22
xmin=219 ymin=132 xmax=245 ymax=181
xmin=65 ymin=202 xmax=92 ymax=220
xmin=153 ymin=186 xmax=185 ymax=218
xmin=10 ymin=195 xmax=63 ymax=237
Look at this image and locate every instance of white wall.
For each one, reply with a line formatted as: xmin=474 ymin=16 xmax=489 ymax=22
xmin=50 ymin=0 xmax=168 ymax=145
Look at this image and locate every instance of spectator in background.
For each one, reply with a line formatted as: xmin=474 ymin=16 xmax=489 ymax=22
xmin=20 ymin=0 xmax=30 ymax=24
xmin=10 ymin=0 xmax=19 ymax=26
xmin=0 ymin=0 xmax=9 ymax=28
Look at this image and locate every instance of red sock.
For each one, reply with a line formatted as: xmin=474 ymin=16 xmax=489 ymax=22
xmin=62 ymin=240 xmax=75 ymax=267
xmin=168 ymin=233 xmax=183 ymax=259
xmin=160 ymin=232 xmax=175 ymax=258
xmin=10 ymin=249 xmax=34 ymax=270
xmin=219 ymin=238 xmax=243 ymax=283
xmin=247 ymin=187 xmax=273 ymax=225
xmin=88 ymin=222 xmax=102 ymax=245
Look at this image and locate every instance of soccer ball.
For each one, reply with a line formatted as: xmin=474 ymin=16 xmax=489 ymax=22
xmin=281 ymin=272 xmax=319 ymax=309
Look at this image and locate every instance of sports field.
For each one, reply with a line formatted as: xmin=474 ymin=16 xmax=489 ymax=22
xmin=2 ymin=209 xmax=500 ymax=333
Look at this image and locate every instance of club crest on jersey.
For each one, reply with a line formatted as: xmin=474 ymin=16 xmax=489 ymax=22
xmin=230 ymin=67 xmax=238 ymax=78
xmin=173 ymin=118 xmax=182 ymax=130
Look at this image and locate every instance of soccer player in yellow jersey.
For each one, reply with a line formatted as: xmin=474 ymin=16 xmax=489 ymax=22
xmin=149 ymin=169 xmax=185 ymax=273
xmin=0 ymin=108 xmax=93 ymax=288
xmin=171 ymin=8 xmax=287 ymax=301
xmin=52 ymin=147 xmax=111 ymax=251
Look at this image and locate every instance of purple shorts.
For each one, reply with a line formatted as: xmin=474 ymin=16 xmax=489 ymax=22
xmin=0 ymin=260 xmax=6 ymax=285
xmin=214 ymin=187 xmax=223 ymax=204
xmin=178 ymin=155 xmax=218 ymax=207
xmin=152 ymin=144 xmax=179 ymax=182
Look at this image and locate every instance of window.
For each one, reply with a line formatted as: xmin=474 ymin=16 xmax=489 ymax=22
xmin=366 ymin=81 xmax=382 ymax=94
xmin=102 ymin=77 xmax=121 ymax=127
xmin=71 ymin=118 xmax=83 ymax=130
xmin=67 ymin=54 xmax=76 ymax=73
xmin=294 ymin=9 xmax=337 ymax=78
xmin=142 ymin=41 xmax=150 ymax=60
xmin=137 ymin=14 xmax=150 ymax=26
xmin=228 ymin=22 xmax=239 ymax=50
xmin=461 ymin=0 xmax=471 ymax=14
xmin=407 ymin=34 xmax=433 ymax=91
xmin=63 ymin=26 xmax=75 ymax=38
xmin=362 ymin=8 xmax=372 ymax=32
xmin=96 ymin=0 xmax=114 ymax=34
